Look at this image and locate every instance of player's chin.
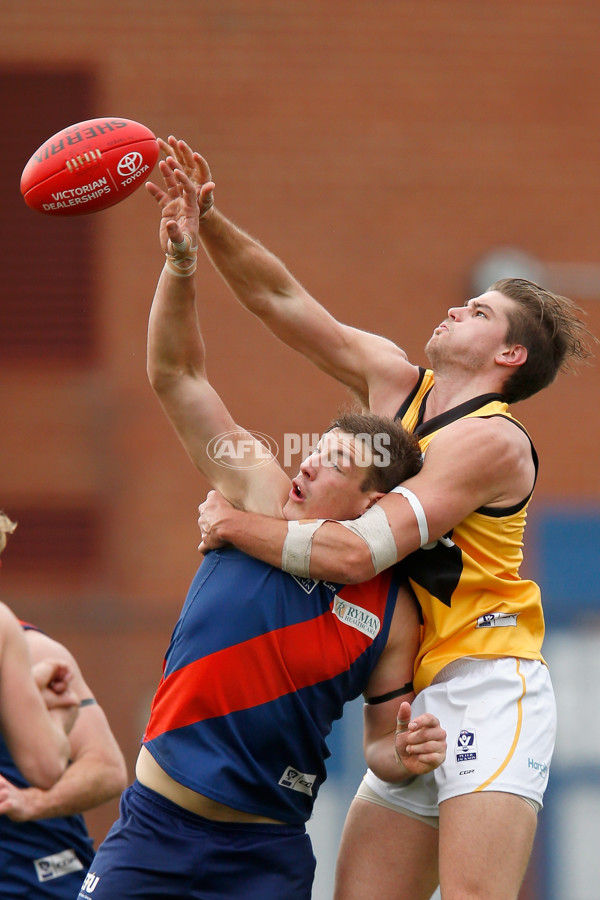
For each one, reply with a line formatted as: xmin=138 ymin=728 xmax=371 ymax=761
xmin=282 ymin=499 xmax=304 ymax=521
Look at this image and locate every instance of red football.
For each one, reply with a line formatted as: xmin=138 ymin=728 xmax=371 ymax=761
xmin=20 ymin=117 xmax=160 ymax=216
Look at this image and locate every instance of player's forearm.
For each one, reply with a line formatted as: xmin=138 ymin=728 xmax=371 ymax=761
xmin=19 ymin=726 xmax=71 ymax=791
xmin=212 ymin=508 xmax=375 ymax=583
xmin=10 ymin=756 xmax=127 ymax=821
xmin=147 ymin=265 xmax=205 ymax=389
xmin=197 ymin=208 xmax=299 ymax=315
xmin=365 ymin=735 xmax=413 ymax=784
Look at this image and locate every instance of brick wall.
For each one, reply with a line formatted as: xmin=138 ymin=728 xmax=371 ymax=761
xmin=1 ymin=2 xmax=598 ymax=879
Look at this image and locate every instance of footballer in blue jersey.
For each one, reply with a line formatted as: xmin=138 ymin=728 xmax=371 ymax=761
xmin=78 ymin=149 xmax=446 ymax=900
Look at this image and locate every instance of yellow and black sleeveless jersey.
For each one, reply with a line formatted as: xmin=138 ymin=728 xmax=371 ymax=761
xmin=396 ymin=368 xmax=546 ymax=693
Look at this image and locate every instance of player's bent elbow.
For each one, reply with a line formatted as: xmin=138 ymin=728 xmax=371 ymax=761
xmin=110 ymin=757 xmax=129 ymax=797
xmin=89 ymin=762 xmax=128 ymax=806
xmin=146 ymin=364 xmax=184 ymax=399
xmin=146 ymin=362 xmax=169 ymax=393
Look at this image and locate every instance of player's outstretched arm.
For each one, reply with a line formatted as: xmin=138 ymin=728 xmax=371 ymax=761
xmin=158 ymin=136 xmax=418 ymax=415
xmin=0 ymin=630 xmax=127 ymax=821
xmin=0 ymin=604 xmax=76 ymax=790
xmin=145 ymin=158 xmax=290 ymax=515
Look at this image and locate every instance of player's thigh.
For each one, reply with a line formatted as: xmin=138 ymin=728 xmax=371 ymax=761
xmin=438 ymin=791 xmax=537 ymax=900
xmin=334 ymin=798 xmax=438 ymax=900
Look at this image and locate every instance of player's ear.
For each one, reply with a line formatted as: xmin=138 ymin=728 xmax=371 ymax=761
xmin=497 ymin=343 xmax=528 ymax=368
xmin=363 ymin=490 xmax=385 ymax=511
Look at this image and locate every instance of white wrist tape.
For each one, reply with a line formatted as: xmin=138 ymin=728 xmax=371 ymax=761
xmin=390 ymin=486 xmax=429 ymax=546
xmin=281 ymin=519 xmax=326 ymax=577
xmin=338 ymin=504 xmax=398 ymax=575
xmin=165 ymin=233 xmax=198 ymax=277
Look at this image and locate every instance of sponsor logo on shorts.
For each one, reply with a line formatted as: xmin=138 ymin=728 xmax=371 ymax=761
xmin=279 ymin=766 xmax=316 ymax=796
xmin=79 ymin=871 xmax=100 ymax=895
xmin=332 ymin=598 xmax=380 ymax=638
xmin=528 ymin=757 xmax=548 ymax=778
xmin=459 ymin=769 xmax=475 ymax=775
xmin=34 ymin=848 xmax=83 ymax=882
xmin=455 ymin=729 xmax=478 ymax=763
xmin=476 ymin=612 xmax=519 ymax=628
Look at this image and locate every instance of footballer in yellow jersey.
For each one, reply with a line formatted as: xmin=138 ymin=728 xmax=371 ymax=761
xmin=395 ymin=367 xmax=546 ymax=694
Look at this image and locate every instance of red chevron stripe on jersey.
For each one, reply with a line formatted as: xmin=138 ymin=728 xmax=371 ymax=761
xmin=145 ymin=585 xmax=383 ymax=742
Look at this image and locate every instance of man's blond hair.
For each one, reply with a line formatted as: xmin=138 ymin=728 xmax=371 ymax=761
xmin=0 ymin=513 xmax=17 ymax=555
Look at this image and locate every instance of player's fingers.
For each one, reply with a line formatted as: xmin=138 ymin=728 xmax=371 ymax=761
xmin=199 ymin=184 xmax=215 ymax=219
xmin=406 ymin=729 xmax=446 ymax=751
xmin=409 ymin=736 xmax=445 ymax=752
xmin=145 ymin=181 xmax=168 ymax=204
xmin=194 ymin=153 xmax=213 ymax=182
xmin=165 ymin=221 xmax=184 ymax=245
xmin=175 ymin=139 xmax=196 ymax=166
xmin=156 ymin=159 xmax=181 ymax=197
xmin=396 ymin=700 xmax=412 ymax=732
xmin=161 ymin=157 xmax=181 ymax=182
xmin=410 ymin=713 xmax=443 ymax=732
xmin=173 ymin=168 xmax=198 ymax=197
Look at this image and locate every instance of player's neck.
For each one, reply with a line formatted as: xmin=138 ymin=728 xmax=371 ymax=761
xmin=425 ymin=369 xmax=504 ymax=421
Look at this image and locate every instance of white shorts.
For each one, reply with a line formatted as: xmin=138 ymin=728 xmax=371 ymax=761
xmin=364 ymin=657 xmax=556 ymax=818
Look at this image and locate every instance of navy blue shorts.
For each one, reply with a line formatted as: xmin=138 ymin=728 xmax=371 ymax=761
xmin=77 ymin=781 xmax=316 ymax=900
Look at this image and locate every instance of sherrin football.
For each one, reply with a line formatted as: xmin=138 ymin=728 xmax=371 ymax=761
xmin=20 ymin=117 xmax=159 ymax=216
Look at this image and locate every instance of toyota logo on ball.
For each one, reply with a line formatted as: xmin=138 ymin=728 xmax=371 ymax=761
xmin=117 ymin=152 xmax=144 ymax=176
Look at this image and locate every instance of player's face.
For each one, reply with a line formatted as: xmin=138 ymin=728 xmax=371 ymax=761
xmin=282 ymin=429 xmax=379 ymax=522
xmin=425 ymin=290 xmax=517 ymax=371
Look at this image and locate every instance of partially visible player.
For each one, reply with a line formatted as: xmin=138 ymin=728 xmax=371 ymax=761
xmin=0 ymin=514 xmax=78 ymax=789
xmin=0 ymin=616 xmax=128 ymax=899
xmin=76 ymin=157 xmax=446 ymax=900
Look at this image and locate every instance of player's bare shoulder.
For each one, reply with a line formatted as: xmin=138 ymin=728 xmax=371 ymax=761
xmin=425 ymin=414 xmax=535 ymax=506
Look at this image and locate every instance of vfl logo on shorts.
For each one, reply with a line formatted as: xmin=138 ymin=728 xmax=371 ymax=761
xmin=34 ymin=848 xmax=84 ymax=882
xmin=455 ymin=729 xmax=478 ymax=763
xmin=79 ymin=871 xmax=100 ymax=895
xmin=279 ymin=766 xmax=316 ymax=796
xmin=332 ymin=598 xmax=380 ymax=638
xmin=476 ymin=612 xmax=519 ymax=628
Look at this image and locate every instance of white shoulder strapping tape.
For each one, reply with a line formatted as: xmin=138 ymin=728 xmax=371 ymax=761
xmin=338 ymin=504 xmax=398 ymax=575
xmin=390 ymin=485 xmax=429 ymax=546
xmin=281 ymin=519 xmax=326 ymax=577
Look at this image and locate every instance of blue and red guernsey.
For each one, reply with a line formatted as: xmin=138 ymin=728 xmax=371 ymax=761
xmin=0 ymin=622 xmax=95 ymax=895
xmin=143 ymin=547 xmax=398 ymax=824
